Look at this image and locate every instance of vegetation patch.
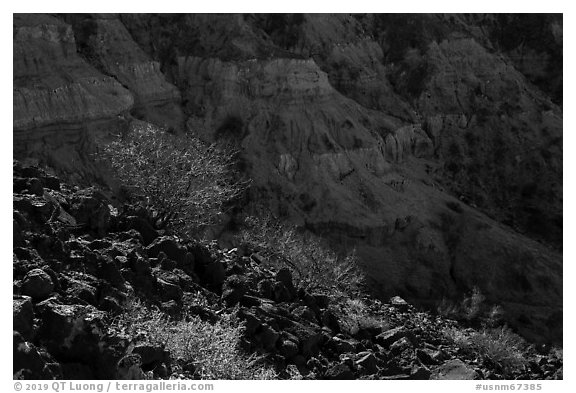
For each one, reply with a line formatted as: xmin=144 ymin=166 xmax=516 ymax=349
xmin=443 ymin=325 xmax=529 ymax=377
xmin=238 ymin=213 xmax=365 ymax=298
xmin=98 ymin=121 xmax=248 ymax=238
xmin=111 ymin=298 xmax=276 ymax=379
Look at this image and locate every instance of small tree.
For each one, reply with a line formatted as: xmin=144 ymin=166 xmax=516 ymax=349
xmin=238 ymin=213 xmax=365 ymax=298
xmin=99 ymin=121 xmax=247 ymax=238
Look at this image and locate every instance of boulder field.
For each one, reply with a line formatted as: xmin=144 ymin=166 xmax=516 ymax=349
xmin=12 ymin=161 xmax=562 ymax=379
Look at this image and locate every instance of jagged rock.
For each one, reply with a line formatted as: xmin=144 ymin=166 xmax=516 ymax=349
xmin=292 ymin=305 xmax=317 ymax=323
xmin=275 ymin=268 xmax=296 ymax=300
xmin=273 ymin=281 xmax=295 ymax=303
xmin=381 ymin=374 xmax=411 ymax=380
xmin=324 ymin=362 xmax=354 ymax=379
xmin=157 ymin=278 xmax=183 ymax=302
xmin=125 ymin=216 xmax=158 ymax=246
xmin=35 ymin=300 xmax=107 ymax=358
xmin=257 ymin=323 xmax=280 ymax=351
xmin=115 ymin=229 xmax=144 ymax=245
xmin=13 ymin=219 xmax=26 ymax=248
xmin=390 ymin=337 xmax=413 ymax=355
xmin=14 ymin=195 xmax=53 ymax=224
xmin=98 ymin=258 xmax=126 ymax=289
xmin=13 ymin=331 xmax=60 ymax=379
xmin=410 ymin=365 xmax=432 ymax=380
xmin=63 ymin=277 xmax=98 ymax=306
xmin=431 ymin=349 xmax=449 ymax=363
xmin=25 ymin=178 xmax=44 ymax=196
xmin=376 ymin=327 xmax=410 ymax=347
xmin=42 ymin=174 xmax=61 ymax=191
xmin=146 ymin=236 xmax=188 ymax=265
xmin=171 ymin=268 xmax=196 ymax=291
xmin=355 ymin=352 xmax=378 ymax=374
xmin=133 ymin=343 xmax=168 ymax=370
xmin=88 ymin=239 xmax=113 ymax=250
xmin=117 ymin=354 xmax=145 ymax=380
xmin=432 ymin=359 xmax=478 ymax=380
xmin=159 ymin=254 xmax=177 ymax=270
xmin=328 ymin=336 xmax=356 ymax=353
xmin=13 ymin=177 xmax=29 ymax=193
xmin=160 ymin=300 xmax=180 ymax=315
xmin=128 ymin=250 xmax=152 ymax=275
xmin=299 ymin=329 xmax=325 ymax=358
xmin=389 ymin=296 xmax=409 ymax=311
xmin=62 ymin=363 xmax=93 ymax=379
xmin=238 ymin=309 xmax=263 ymax=336
xmin=21 ymin=269 xmax=54 ymax=300
xmin=201 ymin=260 xmax=226 ymax=289
xmin=312 ymin=293 xmax=331 ymax=309
xmin=279 ymin=339 xmax=299 ymax=359
xmin=13 ymin=296 xmax=34 ymax=340
xmin=553 ymin=368 xmax=563 ymax=380
xmin=257 ymin=279 xmax=275 ymax=300
xmin=99 ymin=296 xmax=123 ymax=314
xmin=416 ymin=348 xmax=440 ymax=365
xmin=240 ymin=294 xmax=263 ymax=307
xmin=321 ymin=309 xmax=340 ymax=332
xmin=69 ymin=189 xmax=111 ymax=236
xmin=222 ymin=275 xmax=249 ymax=306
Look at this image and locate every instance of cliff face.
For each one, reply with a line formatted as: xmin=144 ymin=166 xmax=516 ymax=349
xmin=60 ymin=14 xmax=184 ymax=130
xmin=12 ymin=13 xmax=562 ymax=343
xmin=13 ymin=14 xmax=134 ymax=131
xmin=13 ymin=14 xmax=133 ymax=179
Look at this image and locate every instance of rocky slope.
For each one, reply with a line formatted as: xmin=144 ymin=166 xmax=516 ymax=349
xmin=12 ymin=161 xmax=563 ymax=380
xmin=12 ymin=14 xmax=562 ymax=344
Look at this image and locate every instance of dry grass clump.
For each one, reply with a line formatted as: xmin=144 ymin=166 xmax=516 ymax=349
xmin=438 ymin=287 xmax=505 ymax=329
xmin=443 ymin=325 xmax=529 ymax=376
xmin=334 ymin=298 xmax=388 ymax=335
xmin=111 ymin=298 xmax=276 ymax=380
xmin=238 ymin=214 xmax=365 ymax=298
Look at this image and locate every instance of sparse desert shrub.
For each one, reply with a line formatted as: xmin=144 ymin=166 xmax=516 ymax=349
xmin=334 ymin=298 xmax=387 ymax=335
xmin=238 ymin=214 xmax=365 ymax=298
xmin=438 ymin=286 xmax=490 ymax=323
xmin=98 ymin=121 xmax=248 ymax=238
xmin=442 ymin=326 xmax=472 ymax=349
xmin=111 ymin=298 xmax=276 ymax=379
xmin=443 ymin=325 xmax=529 ymax=376
xmin=462 ymin=286 xmax=485 ymax=321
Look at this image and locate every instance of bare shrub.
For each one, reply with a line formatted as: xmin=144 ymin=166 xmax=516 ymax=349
xmin=98 ymin=121 xmax=248 ymax=238
xmin=238 ymin=214 xmax=365 ymax=297
xmin=442 ymin=326 xmax=473 ymax=349
xmin=443 ymin=325 xmax=529 ymax=376
xmin=111 ymin=298 xmax=276 ymax=379
xmin=438 ymin=286 xmax=490 ymax=323
xmin=463 ymin=286 xmax=485 ymax=321
xmin=334 ymin=298 xmax=388 ymax=335
xmin=471 ymin=326 xmax=529 ymax=372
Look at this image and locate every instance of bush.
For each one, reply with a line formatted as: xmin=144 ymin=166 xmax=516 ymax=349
xmin=98 ymin=121 xmax=248 ymax=238
xmin=111 ymin=298 xmax=276 ymax=379
xmin=238 ymin=213 xmax=365 ymax=298
xmin=443 ymin=325 xmax=529 ymax=376
xmin=333 ymin=298 xmax=388 ymax=335
xmin=438 ymin=286 xmax=493 ymax=323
